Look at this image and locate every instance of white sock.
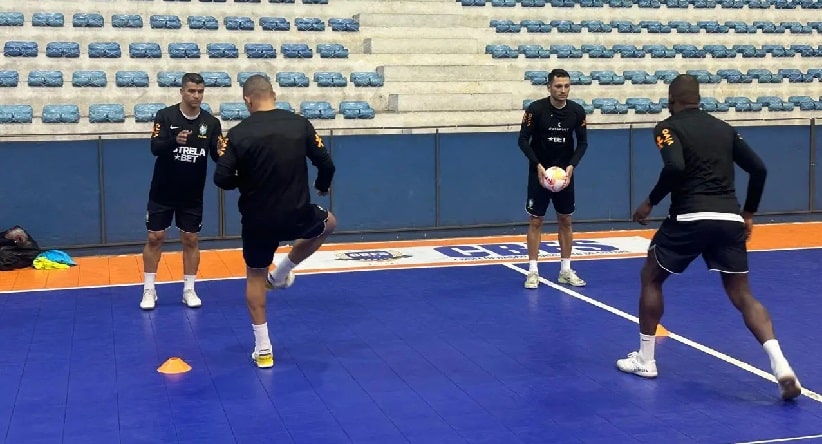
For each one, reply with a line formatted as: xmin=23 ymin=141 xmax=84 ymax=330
xmin=560 ymin=258 xmax=571 ymax=272
xmin=183 ymin=275 xmax=196 ymax=291
xmin=639 ymin=333 xmax=656 ymax=362
xmin=763 ymin=339 xmax=790 ymax=373
xmin=144 ymin=273 xmax=156 ymax=290
xmin=271 ymin=256 xmax=297 ymax=282
xmin=253 ymin=323 xmax=272 ymax=353
xmin=528 ymin=260 xmax=538 ymax=273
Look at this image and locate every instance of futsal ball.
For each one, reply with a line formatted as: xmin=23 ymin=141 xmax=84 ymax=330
xmin=541 ymin=166 xmax=568 ymax=192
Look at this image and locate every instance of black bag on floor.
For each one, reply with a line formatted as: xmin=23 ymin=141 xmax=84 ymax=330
xmin=0 ymin=226 xmax=42 ymax=271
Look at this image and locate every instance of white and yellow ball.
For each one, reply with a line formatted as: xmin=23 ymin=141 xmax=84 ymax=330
xmin=541 ymin=166 xmax=568 ymax=192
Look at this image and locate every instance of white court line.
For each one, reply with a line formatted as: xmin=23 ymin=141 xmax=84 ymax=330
xmin=733 ymin=434 xmax=822 ymax=444
xmin=501 ymin=262 xmax=822 ymax=404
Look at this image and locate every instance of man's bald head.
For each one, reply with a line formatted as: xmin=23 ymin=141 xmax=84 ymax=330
xmin=668 ymin=74 xmax=700 ymax=112
xmin=242 ymin=75 xmax=276 ymax=112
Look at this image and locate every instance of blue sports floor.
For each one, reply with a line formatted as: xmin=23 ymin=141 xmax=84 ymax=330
xmin=1 ymin=249 xmax=821 ymax=444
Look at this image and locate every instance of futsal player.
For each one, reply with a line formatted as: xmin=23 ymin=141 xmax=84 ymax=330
xmin=140 ymin=73 xmax=223 ymax=311
xmin=518 ymin=68 xmax=589 ymax=289
xmin=616 ymin=74 xmax=801 ymax=401
xmin=214 ymin=75 xmax=337 ymax=369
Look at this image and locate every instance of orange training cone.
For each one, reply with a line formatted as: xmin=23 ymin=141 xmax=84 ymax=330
xmin=655 ymin=324 xmax=670 ymax=337
xmin=157 ymin=357 xmax=192 ymax=374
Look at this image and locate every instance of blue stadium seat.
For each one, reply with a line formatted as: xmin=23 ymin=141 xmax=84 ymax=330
xmin=32 ymin=12 xmax=64 ymax=27
xmin=73 ymin=13 xmax=104 ymax=28
xmin=276 ymin=102 xmax=294 ymax=112
xmin=747 ymin=69 xmax=782 ymax=83
xmin=492 ymin=19 xmax=521 ymax=32
xmin=135 ymin=103 xmax=166 ymax=122
xmin=581 ymin=44 xmax=613 ymax=58
xmin=0 ymin=105 xmax=33 ymax=123
xmin=201 ymin=72 xmax=231 ymax=87
xmin=520 ymin=20 xmax=550 ymax=32
xmin=733 ymin=44 xmax=765 ymax=58
xmin=329 ymin=18 xmax=359 ymax=31
xmin=654 ymin=70 xmax=679 ymax=83
xmin=276 ymin=72 xmax=310 ymax=87
xmin=295 ymin=18 xmax=325 ymax=31
xmin=269 ymin=0 xmax=296 ymax=3
xmin=207 ymin=43 xmax=239 ymax=58
xmin=303 ymin=0 xmax=329 ymax=4
xmin=313 ymin=72 xmax=347 ymax=87
xmin=591 ymin=70 xmax=624 ymax=85
xmin=724 ymin=21 xmax=751 ymax=33
xmin=491 ymin=0 xmax=516 ymax=6
xmin=350 ymin=72 xmax=384 ymax=87
xmin=0 ymin=71 xmax=19 ymax=87
xmin=485 ymin=44 xmax=519 ymax=58
xmin=685 ymin=69 xmax=720 ymax=83
xmin=245 ymin=43 xmax=276 ymax=58
xmin=778 ymin=69 xmax=811 ymax=83
xmin=549 ymin=20 xmax=581 ymax=32
xmin=781 ymin=21 xmax=812 ymax=33
xmin=4 ymin=41 xmax=38 ymax=57
xmin=568 ymin=70 xmax=592 ymax=85
xmin=787 ymin=96 xmax=817 ymax=111
xmin=612 ymin=44 xmax=644 ymax=58
xmin=756 ymin=96 xmax=794 ymax=111
xmin=116 ymin=71 xmax=149 ymax=87
xmin=42 ymin=105 xmax=80 ymax=123
xmin=300 ymin=101 xmax=335 ymax=119
xmin=525 ymin=70 xmax=548 ymax=85
xmin=790 ymin=45 xmax=817 ymax=56
xmin=112 ymin=14 xmax=143 ymax=28
xmin=72 ymin=71 xmax=107 ymax=87
xmin=150 ymin=15 xmax=182 ymax=29
xmin=28 ymin=71 xmax=63 ymax=87
xmin=725 ymin=97 xmax=763 ymax=111
xmin=0 ymin=12 xmax=24 ymax=26
xmin=611 ymin=20 xmax=640 ymax=33
xmin=643 ymin=44 xmax=675 ymax=58
xmin=129 ymin=43 xmax=162 ymax=58
xmin=188 ymin=16 xmax=219 ymax=30
xmin=89 ymin=42 xmax=121 ymax=58
xmin=224 ymin=16 xmax=255 ymax=30
xmin=639 ymin=20 xmax=669 ymax=33
xmin=281 ymin=44 xmax=312 ymax=58
xmin=259 ymin=17 xmax=290 ymax=31
xmin=592 ymin=98 xmax=629 ymax=114
xmin=625 ymin=98 xmax=662 ymax=114
xmin=697 ymin=20 xmax=728 ymax=33
xmin=716 ymin=69 xmax=752 ymax=83
xmin=158 ymin=72 xmax=185 ymax=87
xmin=46 ymin=42 xmax=80 ymax=58
xmin=581 ymin=20 xmax=611 ymax=32
xmin=673 ymin=44 xmax=705 ymax=58
xmin=700 ymin=97 xmax=730 ymax=112
xmin=169 ymin=43 xmax=200 ymax=58
xmin=549 ymin=44 xmax=582 ymax=58
xmin=807 ymin=68 xmax=822 ymax=79
xmin=238 ymin=72 xmax=270 ymax=86
xmin=762 ymin=44 xmax=794 ymax=57
xmin=569 ymin=98 xmax=595 ymax=114
xmin=461 ymin=0 xmax=486 ymax=5
xmin=317 ymin=43 xmax=349 ymax=58
xmin=219 ymin=103 xmax=250 ymax=121
xmin=623 ymin=70 xmax=657 ymax=84
xmin=339 ymin=101 xmax=376 ymax=119
xmin=704 ymin=45 xmax=734 ymax=58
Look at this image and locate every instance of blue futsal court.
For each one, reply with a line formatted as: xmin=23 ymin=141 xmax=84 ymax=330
xmin=1 ymin=248 xmax=821 ymax=444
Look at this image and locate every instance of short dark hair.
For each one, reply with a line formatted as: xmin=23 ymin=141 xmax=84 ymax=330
xmin=181 ymin=72 xmax=204 ymax=86
xmin=548 ymin=68 xmax=570 ymax=84
xmin=669 ymin=74 xmax=700 ymax=106
xmin=242 ymin=74 xmax=273 ymax=98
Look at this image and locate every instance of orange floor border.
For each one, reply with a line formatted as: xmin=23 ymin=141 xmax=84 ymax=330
xmin=1 ymin=221 xmax=821 ymax=292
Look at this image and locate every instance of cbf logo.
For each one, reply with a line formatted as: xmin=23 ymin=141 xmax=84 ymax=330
xmin=434 ymin=240 xmax=622 ymax=261
xmin=198 ymin=123 xmax=208 ymax=139
xmin=335 ymin=250 xmax=412 ymax=262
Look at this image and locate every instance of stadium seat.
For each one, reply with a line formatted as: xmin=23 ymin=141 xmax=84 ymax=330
xmin=313 ymin=72 xmax=347 ymax=87
xmin=150 ymin=15 xmax=182 ymax=29
xmin=201 ymin=71 xmax=231 ymax=87
xmin=4 ymin=41 xmax=38 ymax=57
xmin=281 ymin=44 xmax=312 ymax=58
xmin=350 ymin=72 xmax=384 ymax=87
xmin=169 ymin=43 xmax=200 ymax=58
xmin=72 ymin=71 xmax=107 ymax=87
xmin=73 ymin=13 xmax=104 ymax=28
xmin=135 ymin=103 xmax=166 ymax=122
xmin=224 ymin=16 xmax=255 ymax=30
xmin=112 ymin=14 xmax=143 ymax=28
xmin=317 ymin=44 xmax=349 ymax=58
xmin=129 ymin=43 xmax=162 ymax=58
xmin=295 ymin=18 xmax=325 ymax=31
xmin=340 ymin=101 xmax=376 ymax=119
xmin=300 ymin=101 xmax=335 ymax=119
xmin=0 ymin=105 xmax=33 ymax=123
xmin=245 ymin=43 xmax=276 ymax=58
xmin=207 ymin=43 xmax=239 ymax=58
xmin=32 ymin=13 xmax=64 ymax=27
xmin=158 ymin=72 xmax=185 ymax=87
xmin=28 ymin=71 xmax=63 ymax=87
xmin=89 ymin=42 xmax=121 ymax=58
xmin=42 ymin=105 xmax=80 ymax=124
xmin=116 ymin=71 xmax=150 ymax=87
xmin=329 ymin=18 xmax=359 ymax=31
xmin=188 ymin=16 xmax=219 ymax=30
xmin=0 ymin=12 xmax=24 ymax=26
xmin=46 ymin=42 xmax=80 ymax=58
xmin=219 ymin=103 xmax=250 ymax=120
xmin=276 ymin=72 xmax=310 ymax=87
xmin=259 ymin=17 xmax=290 ymax=31
xmin=238 ymin=72 xmax=270 ymax=86
xmin=0 ymin=71 xmax=19 ymax=87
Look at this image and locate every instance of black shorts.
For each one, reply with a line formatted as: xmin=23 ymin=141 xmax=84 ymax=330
xmin=650 ymin=217 xmax=748 ymax=274
xmin=242 ymin=204 xmax=329 ymax=269
xmin=145 ymin=200 xmax=203 ymax=233
xmin=525 ymin=169 xmax=574 ymax=217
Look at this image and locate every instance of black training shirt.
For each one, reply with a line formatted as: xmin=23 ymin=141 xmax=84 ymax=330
xmin=149 ymin=104 xmax=222 ymax=206
xmin=518 ymin=98 xmax=588 ymax=169
xmin=213 ymin=109 xmax=335 ymax=227
xmin=648 ymin=108 xmax=767 ymax=218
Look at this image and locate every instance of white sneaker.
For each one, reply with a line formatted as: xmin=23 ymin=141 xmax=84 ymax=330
xmin=617 ymin=351 xmax=658 ymax=378
xmin=251 ymin=349 xmax=274 ymax=368
xmin=182 ymin=289 xmax=202 ymax=308
xmin=773 ymin=364 xmax=802 ymax=401
xmin=140 ymin=288 xmax=157 ymax=311
xmin=524 ymin=271 xmax=539 ymax=289
xmin=558 ymin=269 xmax=586 ymax=287
xmin=266 ymin=270 xmax=295 ymax=291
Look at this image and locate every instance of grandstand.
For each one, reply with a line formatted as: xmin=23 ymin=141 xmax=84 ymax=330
xmin=0 ymin=0 xmax=820 ymax=135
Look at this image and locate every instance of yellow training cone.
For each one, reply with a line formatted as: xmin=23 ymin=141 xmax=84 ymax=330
xmin=655 ymin=324 xmax=670 ymax=337
xmin=157 ymin=357 xmax=192 ymax=374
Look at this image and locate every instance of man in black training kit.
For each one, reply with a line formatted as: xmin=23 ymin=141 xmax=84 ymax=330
xmin=518 ymin=68 xmax=588 ymax=290
xmin=617 ymin=74 xmax=801 ymax=401
xmin=214 ymin=75 xmax=337 ymax=369
xmin=141 ymin=72 xmax=223 ymax=311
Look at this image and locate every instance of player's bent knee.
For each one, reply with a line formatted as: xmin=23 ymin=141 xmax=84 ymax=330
xmin=324 ymin=212 xmax=337 ymax=234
